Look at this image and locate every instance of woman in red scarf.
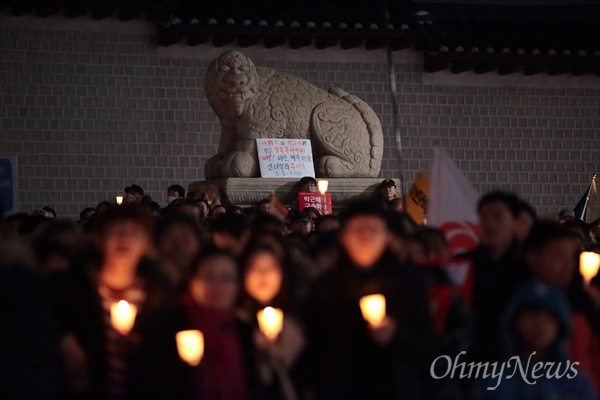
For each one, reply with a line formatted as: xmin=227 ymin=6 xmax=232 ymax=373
xmin=185 ymin=249 xmax=255 ymax=400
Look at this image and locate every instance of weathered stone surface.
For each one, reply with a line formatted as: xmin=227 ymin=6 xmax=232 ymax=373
xmin=188 ymin=178 xmax=393 ymax=210
xmin=204 ymin=50 xmax=384 ymax=179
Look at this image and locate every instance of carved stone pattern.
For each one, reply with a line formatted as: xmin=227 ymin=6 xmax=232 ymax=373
xmin=204 ymin=50 xmax=385 ymax=178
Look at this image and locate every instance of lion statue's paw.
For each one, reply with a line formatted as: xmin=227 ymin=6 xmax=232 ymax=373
xmin=221 ymin=151 xmax=259 ymax=178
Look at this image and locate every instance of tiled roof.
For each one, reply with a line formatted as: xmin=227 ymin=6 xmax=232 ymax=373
xmin=2 ymin=0 xmax=599 ymax=76
xmin=420 ymin=3 xmax=600 ymax=76
xmin=151 ymin=0 xmax=421 ymax=51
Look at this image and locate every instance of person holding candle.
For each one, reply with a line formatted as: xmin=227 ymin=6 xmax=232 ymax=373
xmin=184 ymin=249 xmax=256 ymax=400
xmin=299 ymin=200 xmax=438 ymax=400
xmin=238 ymin=238 xmax=306 ymax=400
xmin=523 ymin=220 xmax=600 ymax=395
xmin=46 ymin=204 xmax=192 ymax=400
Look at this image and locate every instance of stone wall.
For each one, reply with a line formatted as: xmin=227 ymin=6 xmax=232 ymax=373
xmin=1 ymin=14 xmax=599 ymax=219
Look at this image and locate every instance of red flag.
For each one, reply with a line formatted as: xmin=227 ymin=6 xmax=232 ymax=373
xmin=269 ymin=194 xmax=289 ymax=222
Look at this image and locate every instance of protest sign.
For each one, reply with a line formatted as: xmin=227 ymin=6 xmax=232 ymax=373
xmin=298 ymin=192 xmax=332 ymax=215
xmin=256 ymin=139 xmax=315 ymax=178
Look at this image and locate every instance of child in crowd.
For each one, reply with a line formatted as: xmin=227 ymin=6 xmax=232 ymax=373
xmin=472 ymin=280 xmax=597 ymax=400
xmin=523 ymin=220 xmax=600 ymax=396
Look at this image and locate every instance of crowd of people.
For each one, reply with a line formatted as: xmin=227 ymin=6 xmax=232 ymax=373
xmin=1 ymin=177 xmax=600 ymax=400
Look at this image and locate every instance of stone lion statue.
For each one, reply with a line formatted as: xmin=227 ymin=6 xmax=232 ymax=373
xmin=204 ymin=50 xmax=384 ymax=179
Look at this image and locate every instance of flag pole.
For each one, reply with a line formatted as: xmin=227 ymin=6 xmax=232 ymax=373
xmin=574 ymin=173 xmax=597 ymax=221
xmin=383 ymin=0 xmax=407 ymax=210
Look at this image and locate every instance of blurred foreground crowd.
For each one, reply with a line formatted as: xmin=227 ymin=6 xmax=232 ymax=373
xmin=1 ymin=181 xmax=600 ymax=400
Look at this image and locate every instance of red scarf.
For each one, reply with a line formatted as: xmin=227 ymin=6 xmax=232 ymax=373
xmin=184 ymin=295 xmax=250 ymax=400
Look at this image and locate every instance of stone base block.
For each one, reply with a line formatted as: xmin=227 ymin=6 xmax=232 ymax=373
xmin=188 ymin=178 xmax=390 ymax=210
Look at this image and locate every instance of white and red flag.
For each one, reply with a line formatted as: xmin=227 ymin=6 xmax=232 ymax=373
xmin=428 ymin=147 xmax=480 ymax=256
xmin=428 ymin=147 xmax=481 ymax=304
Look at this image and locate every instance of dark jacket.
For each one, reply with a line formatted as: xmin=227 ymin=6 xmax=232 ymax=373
xmin=298 ymin=252 xmax=439 ymax=400
xmin=460 ymin=242 xmax=528 ymax=362
xmin=0 ymin=265 xmax=62 ymax=400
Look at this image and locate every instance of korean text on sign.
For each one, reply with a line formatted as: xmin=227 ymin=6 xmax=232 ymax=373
xmin=256 ymin=138 xmax=315 ymax=178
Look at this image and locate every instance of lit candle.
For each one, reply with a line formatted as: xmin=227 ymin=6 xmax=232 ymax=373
xmin=580 ymin=251 xmax=600 ymax=285
xmin=176 ymin=330 xmax=204 ymax=366
xmin=116 ymin=196 xmax=123 ymax=205
xmin=359 ymin=294 xmax=386 ymax=328
xmin=110 ymin=300 xmax=137 ymax=335
xmin=256 ymin=307 xmax=284 ymax=342
xmin=318 ymin=180 xmax=329 ymax=195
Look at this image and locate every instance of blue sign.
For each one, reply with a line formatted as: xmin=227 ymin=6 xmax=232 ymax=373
xmin=0 ymin=155 xmax=18 ymax=215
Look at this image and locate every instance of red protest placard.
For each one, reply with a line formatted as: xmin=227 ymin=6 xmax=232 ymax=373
xmin=298 ymin=192 xmax=332 ymax=215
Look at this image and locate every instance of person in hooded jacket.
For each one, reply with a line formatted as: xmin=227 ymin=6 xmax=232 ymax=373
xmin=471 ymin=280 xmax=597 ymax=400
xmin=523 ymin=220 xmax=600 ymax=396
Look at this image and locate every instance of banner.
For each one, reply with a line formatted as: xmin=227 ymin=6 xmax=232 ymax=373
xmin=256 ymin=138 xmax=315 ymax=178
xmin=428 ymin=147 xmax=480 ymax=256
xmin=0 ymin=155 xmax=18 ymax=215
xmin=298 ymin=192 xmax=333 ymax=215
xmin=406 ymin=168 xmax=430 ymax=224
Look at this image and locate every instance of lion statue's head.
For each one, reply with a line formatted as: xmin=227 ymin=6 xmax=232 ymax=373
xmin=204 ymin=50 xmax=259 ymax=123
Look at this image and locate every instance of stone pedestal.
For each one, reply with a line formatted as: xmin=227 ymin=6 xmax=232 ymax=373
xmin=188 ymin=178 xmax=392 ymax=210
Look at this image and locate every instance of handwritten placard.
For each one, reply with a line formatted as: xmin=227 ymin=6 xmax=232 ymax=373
xmin=298 ymin=192 xmax=332 ymax=215
xmin=256 ymin=139 xmax=315 ymax=178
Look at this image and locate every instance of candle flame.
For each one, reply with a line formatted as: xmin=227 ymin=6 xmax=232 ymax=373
xmin=580 ymin=251 xmax=600 ymax=285
xmin=318 ymin=180 xmax=329 ymax=195
xmin=257 ymin=307 xmax=284 ymax=342
xmin=176 ymin=330 xmax=204 ymax=366
xmin=110 ymin=300 xmax=137 ymax=335
xmin=359 ymin=294 xmax=386 ymax=328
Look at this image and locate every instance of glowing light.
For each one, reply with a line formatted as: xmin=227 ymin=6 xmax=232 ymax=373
xmin=359 ymin=294 xmax=386 ymax=328
xmin=176 ymin=330 xmax=204 ymax=366
xmin=318 ymin=180 xmax=329 ymax=195
xmin=580 ymin=251 xmax=600 ymax=285
xmin=257 ymin=307 xmax=284 ymax=341
xmin=110 ymin=300 xmax=137 ymax=335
